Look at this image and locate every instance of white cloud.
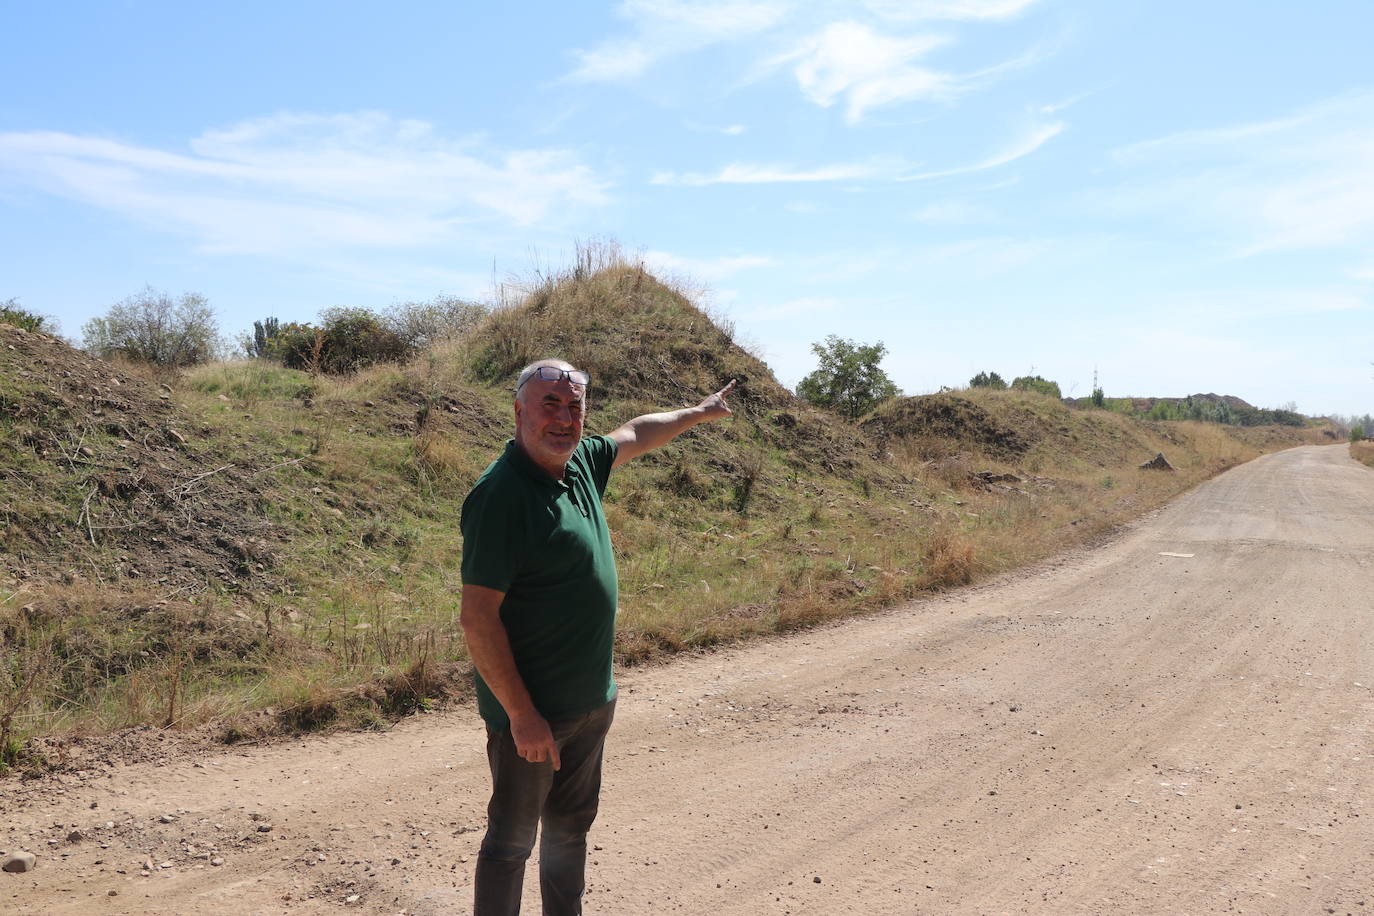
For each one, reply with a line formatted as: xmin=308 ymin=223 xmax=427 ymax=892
xmin=864 ymin=0 xmax=1037 ymax=21
xmin=788 ymin=21 xmax=955 ymax=122
xmin=654 ymin=118 xmax=1057 ymax=187
xmin=567 ymin=0 xmax=787 ymax=82
xmin=899 ymin=120 xmax=1062 ymax=180
xmin=1104 ymin=91 xmax=1374 ymax=257
xmin=642 ymin=250 xmax=774 ymax=280
xmin=1148 ymin=288 xmax=1370 ymax=321
xmin=652 ymin=158 xmax=898 ymax=185
xmin=1040 ymin=86 xmax=1104 ymax=115
xmin=745 ymin=296 xmax=842 ymax=320
xmin=685 ymin=120 xmax=748 ymax=135
xmin=0 ymin=112 xmax=610 ymax=258
xmin=915 ymin=236 xmax=1052 ymax=273
xmin=911 ymin=199 xmax=991 ymax=223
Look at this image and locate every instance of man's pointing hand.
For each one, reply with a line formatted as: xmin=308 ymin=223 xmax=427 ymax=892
xmin=697 ymin=379 xmax=737 ymax=421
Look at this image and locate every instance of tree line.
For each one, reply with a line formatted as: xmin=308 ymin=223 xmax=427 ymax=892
xmin=1 ymin=287 xmax=485 ymax=375
xmin=2 ymin=290 xmax=1359 ymax=432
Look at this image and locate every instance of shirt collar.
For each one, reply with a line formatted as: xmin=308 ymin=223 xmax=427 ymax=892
xmin=504 ymin=438 xmax=576 ymax=490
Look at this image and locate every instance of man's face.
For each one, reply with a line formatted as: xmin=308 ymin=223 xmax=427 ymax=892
xmin=514 ymin=369 xmax=586 ymax=472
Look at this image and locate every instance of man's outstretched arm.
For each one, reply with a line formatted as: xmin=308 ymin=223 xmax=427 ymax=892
xmin=608 ymin=380 xmax=736 ymax=468
xmin=460 ymin=584 xmax=561 ymax=770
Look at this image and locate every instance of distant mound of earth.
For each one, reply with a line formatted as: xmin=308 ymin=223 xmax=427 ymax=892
xmin=1063 ymin=392 xmax=1256 ymax=412
xmin=0 ymin=323 xmax=286 ymax=591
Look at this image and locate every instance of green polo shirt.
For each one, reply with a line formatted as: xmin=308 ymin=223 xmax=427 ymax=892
xmin=460 ymin=434 xmax=619 ymax=729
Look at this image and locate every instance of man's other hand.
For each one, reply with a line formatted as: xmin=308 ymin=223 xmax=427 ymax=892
xmin=511 ymin=712 xmax=562 ymax=770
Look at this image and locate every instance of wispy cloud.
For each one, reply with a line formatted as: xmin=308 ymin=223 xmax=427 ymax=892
xmin=864 ymin=0 xmax=1038 ymax=21
xmin=654 ymin=118 xmax=1057 ymax=186
xmin=899 ymin=120 xmax=1063 ymax=180
xmin=911 ymin=199 xmax=992 ymax=224
xmin=684 ymin=120 xmax=748 ymax=135
xmin=642 ymin=249 xmax=774 ymax=280
xmin=566 ymin=0 xmax=787 ymax=82
xmin=0 ymin=112 xmax=610 ymax=258
xmin=1147 ymin=288 xmax=1370 ymax=322
xmin=1039 ymin=85 xmax=1105 ymax=115
xmin=652 ymin=158 xmax=899 ymax=185
xmin=1103 ymin=91 xmax=1374 ymax=257
xmin=744 ymin=296 xmax=843 ymax=321
xmin=914 ymin=236 xmax=1053 ymax=273
xmin=784 ymin=21 xmax=955 ymax=122
xmin=766 ymin=16 xmax=1051 ymax=123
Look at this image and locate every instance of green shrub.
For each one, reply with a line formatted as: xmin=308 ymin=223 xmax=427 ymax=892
xmin=1011 ymin=374 xmax=1062 ymax=399
xmin=83 ymin=287 xmax=221 ymax=367
xmin=969 ymin=371 xmax=1007 ymax=390
xmin=797 ymin=335 xmax=900 ymax=418
xmin=243 ymin=317 xmax=282 ymax=359
xmin=0 ymin=298 xmax=48 ymax=333
xmin=264 ymin=308 xmax=407 ymax=374
xmin=383 ymin=296 xmax=486 ymax=351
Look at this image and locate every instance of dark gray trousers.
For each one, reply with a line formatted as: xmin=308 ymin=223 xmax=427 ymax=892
xmin=474 ymin=698 xmax=616 ymax=916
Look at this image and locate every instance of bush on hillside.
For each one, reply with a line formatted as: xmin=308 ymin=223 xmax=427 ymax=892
xmin=384 ymin=295 xmax=486 ymax=351
xmin=243 ymin=317 xmax=282 ymax=359
xmin=969 ymin=370 xmax=1007 ymax=390
xmin=1232 ymin=405 xmax=1305 ymax=427
xmin=83 ymin=287 xmax=221 ymax=367
xmin=1011 ymin=374 xmax=1062 ymax=399
xmin=797 ymin=335 xmax=900 ymax=419
xmin=1 ymin=298 xmax=50 ymax=333
xmin=265 ymin=309 xmax=407 ymax=374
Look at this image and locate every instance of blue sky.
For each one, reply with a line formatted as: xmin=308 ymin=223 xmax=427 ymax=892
xmin=2 ymin=0 xmax=1371 ymax=416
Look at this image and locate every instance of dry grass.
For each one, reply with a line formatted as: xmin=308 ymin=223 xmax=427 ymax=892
xmin=1352 ymin=440 xmax=1374 ymax=468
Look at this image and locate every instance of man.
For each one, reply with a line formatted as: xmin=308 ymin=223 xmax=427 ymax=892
xmin=460 ymin=358 xmax=736 ymax=915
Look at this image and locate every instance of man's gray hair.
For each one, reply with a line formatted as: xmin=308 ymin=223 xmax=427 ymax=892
xmin=515 ymin=359 xmax=578 ymax=399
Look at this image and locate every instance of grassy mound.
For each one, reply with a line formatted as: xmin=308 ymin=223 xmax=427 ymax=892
xmin=0 ymin=260 xmax=1338 ymax=771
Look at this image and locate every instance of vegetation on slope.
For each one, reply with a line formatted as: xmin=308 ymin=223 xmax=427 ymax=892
xmin=0 ymin=258 xmax=1337 ymax=773
xmin=1351 ymin=440 xmax=1374 ymax=469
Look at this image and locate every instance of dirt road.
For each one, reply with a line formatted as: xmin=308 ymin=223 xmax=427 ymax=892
xmin=4 ymin=444 xmax=1373 ymax=915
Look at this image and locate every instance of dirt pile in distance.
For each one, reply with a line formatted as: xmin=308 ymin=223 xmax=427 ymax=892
xmin=0 ymin=323 xmax=286 ymax=592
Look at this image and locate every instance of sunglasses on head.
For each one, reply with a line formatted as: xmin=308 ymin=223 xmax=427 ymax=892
xmin=518 ymin=366 xmax=591 ymax=390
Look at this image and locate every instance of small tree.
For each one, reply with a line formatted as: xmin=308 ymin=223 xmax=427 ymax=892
xmin=317 ymin=307 xmax=407 ymax=372
xmin=969 ymin=371 xmax=1007 ymax=390
xmin=1011 ymin=374 xmax=1062 ymax=399
xmin=796 ymin=335 xmax=900 ymax=419
xmin=264 ymin=308 xmax=405 ymax=374
xmin=1091 ymin=386 xmax=1105 ymax=408
xmin=83 ymin=287 xmax=221 ymax=367
xmin=383 ymin=295 xmax=486 ymax=352
xmin=243 ymin=317 xmax=282 ymax=359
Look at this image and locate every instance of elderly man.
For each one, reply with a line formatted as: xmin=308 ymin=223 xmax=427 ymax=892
xmin=460 ymin=358 xmax=735 ymax=915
